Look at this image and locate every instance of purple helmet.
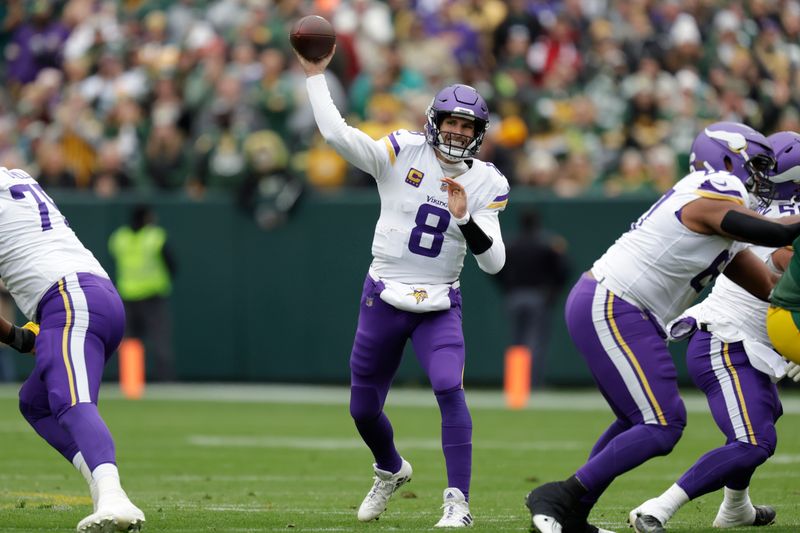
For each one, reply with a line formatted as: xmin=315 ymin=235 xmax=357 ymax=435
xmin=689 ymin=121 xmax=776 ymax=205
xmin=767 ymin=131 xmax=800 ymax=201
xmin=425 ymin=84 xmax=489 ymax=160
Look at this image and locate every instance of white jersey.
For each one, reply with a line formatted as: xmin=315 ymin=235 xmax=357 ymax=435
xmin=592 ymin=170 xmax=753 ymax=328
xmin=0 ymin=167 xmax=108 ymax=320
xmin=307 ymin=75 xmax=509 ymax=284
xmin=682 ymin=199 xmax=799 ymax=345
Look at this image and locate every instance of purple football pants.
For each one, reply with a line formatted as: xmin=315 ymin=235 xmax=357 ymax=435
xmin=349 ymin=275 xmax=472 ymax=499
xmin=18 ymin=272 xmax=125 ymax=472
xmin=565 ymin=274 xmax=686 ymax=504
xmin=676 ymin=331 xmax=780 ymax=497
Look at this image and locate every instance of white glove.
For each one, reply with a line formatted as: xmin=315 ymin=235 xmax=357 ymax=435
xmin=786 ymin=361 xmax=800 ymax=382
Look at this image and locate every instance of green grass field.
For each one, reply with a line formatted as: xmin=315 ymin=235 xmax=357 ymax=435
xmin=0 ymin=384 xmax=798 ymax=532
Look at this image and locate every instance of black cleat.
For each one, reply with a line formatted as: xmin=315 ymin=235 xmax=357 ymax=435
xmin=753 ymin=505 xmax=776 ymax=527
xmin=562 ymin=507 xmax=614 ymax=533
xmin=525 ymin=482 xmax=573 ymax=533
xmin=633 ymin=515 xmax=665 ymax=533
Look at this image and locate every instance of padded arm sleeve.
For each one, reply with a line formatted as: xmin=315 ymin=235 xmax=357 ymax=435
xmin=720 ymin=210 xmax=800 ymax=247
xmin=461 ymin=211 xmax=505 ymax=274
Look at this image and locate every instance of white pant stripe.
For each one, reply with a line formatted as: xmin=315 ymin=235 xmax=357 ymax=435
xmin=708 ymin=336 xmax=750 ymax=443
xmin=591 ymin=283 xmax=658 ymax=424
xmin=65 ymin=273 xmax=91 ymax=403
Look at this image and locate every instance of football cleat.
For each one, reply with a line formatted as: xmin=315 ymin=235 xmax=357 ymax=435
xmin=631 ymin=514 xmax=666 ymax=533
xmin=712 ymin=504 xmax=776 ymax=528
xmin=357 ymin=458 xmax=412 ymax=521
xmin=563 ymin=509 xmax=615 ymax=533
xmin=434 ymin=487 xmax=473 ymax=528
xmin=76 ymin=489 xmax=144 ymax=532
xmin=526 ymin=482 xmax=574 ymax=533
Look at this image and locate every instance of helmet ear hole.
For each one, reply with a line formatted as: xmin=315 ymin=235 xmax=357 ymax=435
xmin=723 ymin=155 xmax=733 ymax=172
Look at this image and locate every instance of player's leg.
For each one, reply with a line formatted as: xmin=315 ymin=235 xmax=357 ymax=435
xmin=411 ymin=287 xmax=473 ymax=527
xmin=350 ymin=275 xmax=413 ymax=521
xmin=686 ymin=334 xmax=778 ymax=528
xmin=630 ymin=333 xmax=779 ymax=532
xmin=528 ymin=275 xmax=685 ymax=533
xmin=38 ymin=274 xmax=143 ymax=532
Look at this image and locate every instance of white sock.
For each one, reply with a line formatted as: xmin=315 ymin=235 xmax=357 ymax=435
xmin=641 ymin=484 xmax=689 ymax=525
xmin=721 ymin=487 xmax=751 ymax=509
xmin=92 ymin=463 xmax=125 ymax=498
xmin=71 ymin=452 xmax=93 ymax=486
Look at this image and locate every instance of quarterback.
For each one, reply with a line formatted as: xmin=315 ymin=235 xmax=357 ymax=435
xmin=297 ymin=46 xmax=508 ymax=528
xmin=525 ymin=122 xmax=800 ymax=533
xmin=629 ymin=131 xmax=800 ymax=533
xmin=0 ymin=167 xmax=144 ymax=532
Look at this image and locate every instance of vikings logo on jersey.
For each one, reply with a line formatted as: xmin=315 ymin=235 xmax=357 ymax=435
xmin=408 ymin=288 xmax=429 ymax=304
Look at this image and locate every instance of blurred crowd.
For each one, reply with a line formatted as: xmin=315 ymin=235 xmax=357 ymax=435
xmin=2 ymin=0 xmax=800 ymax=208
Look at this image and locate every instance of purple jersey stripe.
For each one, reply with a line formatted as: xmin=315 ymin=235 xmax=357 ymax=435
xmin=388 ymin=133 xmax=401 ymax=156
xmin=697 ymin=179 xmax=743 ymax=198
xmin=493 ymin=193 xmax=509 ymax=202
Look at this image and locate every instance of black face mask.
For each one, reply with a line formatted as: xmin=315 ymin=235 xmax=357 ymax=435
xmin=744 ymin=153 xmax=777 ymax=207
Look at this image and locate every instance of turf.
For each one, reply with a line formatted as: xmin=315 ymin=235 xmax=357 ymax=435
xmin=0 ymin=384 xmax=797 ymax=532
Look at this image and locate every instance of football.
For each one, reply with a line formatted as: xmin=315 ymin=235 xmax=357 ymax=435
xmin=290 ymin=15 xmax=336 ymax=62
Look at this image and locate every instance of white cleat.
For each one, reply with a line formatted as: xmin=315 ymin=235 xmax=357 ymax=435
xmin=77 ymin=490 xmax=145 ymax=532
xmin=532 ymin=514 xmax=563 ymax=533
xmin=357 ymin=458 xmax=412 ymax=521
xmin=434 ymin=487 xmax=473 ymax=528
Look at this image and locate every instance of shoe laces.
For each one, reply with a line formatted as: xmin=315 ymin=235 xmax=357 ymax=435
xmin=365 ymin=476 xmax=394 ymax=500
xmin=440 ymin=500 xmax=467 ymax=518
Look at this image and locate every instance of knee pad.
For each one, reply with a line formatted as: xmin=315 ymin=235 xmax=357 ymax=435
xmin=648 ymin=423 xmax=684 ymax=456
xmin=19 ymin=399 xmax=50 ymax=424
xmin=732 ymin=441 xmax=771 ymax=470
xmin=435 ymin=388 xmax=472 ymax=428
xmin=756 ymin=423 xmax=778 ymax=457
xmin=349 ymin=385 xmax=382 ymax=422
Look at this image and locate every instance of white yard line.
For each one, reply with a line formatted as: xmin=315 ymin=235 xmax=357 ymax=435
xmin=1 ymin=383 xmax=799 ymax=413
xmin=186 ymin=435 xmax=584 ymax=451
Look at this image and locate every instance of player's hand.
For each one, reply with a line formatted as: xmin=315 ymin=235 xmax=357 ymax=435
xmin=441 ymin=177 xmax=468 ymax=219
xmin=6 ymin=322 xmax=38 ymax=354
xmin=294 ymin=45 xmax=336 ymax=77
xmin=786 ymin=361 xmax=800 ymax=382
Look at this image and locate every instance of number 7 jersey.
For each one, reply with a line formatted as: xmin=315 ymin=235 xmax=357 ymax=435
xmin=0 ymin=167 xmax=108 ymax=320
xmin=591 ymin=170 xmax=752 ymax=328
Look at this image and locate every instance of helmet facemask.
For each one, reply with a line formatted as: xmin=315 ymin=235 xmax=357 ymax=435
xmin=426 ymin=110 xmax=487 ymax=161
xmin=742 ymin=152 xmax=777 ymax=208
xmin=424 ymin=84 xmax=490 ymax=161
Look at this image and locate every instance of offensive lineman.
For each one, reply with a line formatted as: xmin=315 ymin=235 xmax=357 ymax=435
xmin=629 ymin=131 xmax=800 ymax=533
xmin=525 ymin=122 xmax=800 ymax=533
xmin=0 ymin=166 xmax=145 ymax=532
xmin=296 ymin=46 xmax=508 ymax=528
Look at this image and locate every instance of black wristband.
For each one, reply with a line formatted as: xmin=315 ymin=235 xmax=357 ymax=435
xmin=720 ymin=210 xmax=800 ymax=247
xmin=457 ymin=215 xmax=493 ymax=255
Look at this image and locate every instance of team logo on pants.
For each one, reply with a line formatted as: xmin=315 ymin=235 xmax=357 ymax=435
xmin=408 ymin=288 xmax=429 ymax=304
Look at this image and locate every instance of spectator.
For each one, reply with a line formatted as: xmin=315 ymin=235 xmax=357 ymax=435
xmin=108 ymin=205 xmax=177 ymax=382
xmin=496 ymin=210 xmax=570 ymax=388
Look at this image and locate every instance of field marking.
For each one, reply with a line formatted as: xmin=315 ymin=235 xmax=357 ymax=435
xmin=0 ymin=491 xmax=90 ymax=507
xmin=187 ymin=435 xmax=583 ymax=451
xmin=1 ymin=384 xmax=799 ymax=413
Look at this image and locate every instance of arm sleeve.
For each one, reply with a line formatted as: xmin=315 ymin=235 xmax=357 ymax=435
xmin=306 ymin=74 xmax=389 ymax=179
xmin=720 ymin=210 xmax=800 ymax=247
xmin=470 ymin=210 xmax=505 ymax=274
